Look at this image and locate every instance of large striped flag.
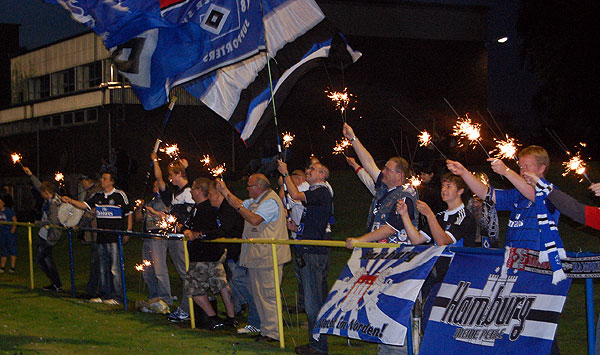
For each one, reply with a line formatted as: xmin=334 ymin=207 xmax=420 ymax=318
xmin=420 ymin=248 xmax=571 ymax=354
xmin=313 ymin=245 xmax=445 ymax=346
xmin=46 ymin=0 xmax=360 ymax=145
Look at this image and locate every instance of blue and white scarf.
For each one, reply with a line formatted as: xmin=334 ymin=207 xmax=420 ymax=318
xmin=535 ymin=178 xmax=566 ymax=284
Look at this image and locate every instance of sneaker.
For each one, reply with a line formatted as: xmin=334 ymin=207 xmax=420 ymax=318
xmin=167 ymin=307 xmax=190 ymax=322
xmin=206 ymin=316 xmax=225 ymax=330
xmin=103 ymin=299 xmax=121 ymax=305
xmin=89 ymin=297 xmax=103 ymax=303
xmin=8 ymin=268 xmax=15 ymax=274
xmin=224 ymin=317 xmax=239 ymax=328
xmin=0 ymin=268 xmax=5 ymax=274
xmin=42 ymin=284 xmax=63 ymax=292
xmin=237 ymin=324 xmax=260 ymax=334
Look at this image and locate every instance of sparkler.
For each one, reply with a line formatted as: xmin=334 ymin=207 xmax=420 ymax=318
xmin=562 ymin=152 xmax=592 ymax=183
xmin=160 ymin=143 xmax=180 ymax=159
xmin=54 ymin=171 xmax=65 ymax=184
xmin=135 ymin=199 xmax=143 ymax=208
xmin=157 ymin=214 xmax=178 ymax=233
xmin=326 ymin=88 xmax=353 ymax=122
xmin=417 ymin=131 xmax=432 ymax=147
xmin=281 ymin=131 xmax=295 ymax=161
xmin=11 ymin=153 xmax=24 ymax=168
xmin=200 ymin=154 xmax=211 ymax=166
xmin=332 ymin=138 xmax=352 ymax=157
xmin=451 ymin=114 xmax=490 ymax=158
xmin=134 ymin=264 xmax=145 ymax=272
xmin=490 ymin=135 xmax=520 ymax=161
xmin=391 ymin=106 xmax=448 ymax=160
xmin=409 ymin=175 xmax=422 ymax=188
xmin=209 ymin=163 xmax=226 ymax=178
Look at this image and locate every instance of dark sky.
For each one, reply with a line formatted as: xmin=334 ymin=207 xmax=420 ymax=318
xmin=0 ymin=0 xmax=539 ymax=122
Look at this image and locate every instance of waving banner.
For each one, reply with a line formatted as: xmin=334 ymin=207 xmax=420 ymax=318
xmin=313 ymin=245 xmax=445 ymax=346
xmin=420 ymin=248 xmax=571 ymax=354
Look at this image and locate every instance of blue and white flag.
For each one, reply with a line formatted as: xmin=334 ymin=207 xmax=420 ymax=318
xmin=46 ymin=0 xmax=267 ymax=109
xmin=313 ymin=245 xmax=445 ymax=346
xmin=184 ymin=0 xmax=361 ymax=146
xmin=420 ymin=250 xmax=571 ymax=354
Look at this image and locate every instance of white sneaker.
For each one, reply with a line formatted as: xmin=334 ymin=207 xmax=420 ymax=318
xmin=89 ymin=297 xmax=103 ymax=303
xmin=103 ymin=299 xmax=121 ymax=305
xmin=237 ymin=324 xmax=260 ymax=334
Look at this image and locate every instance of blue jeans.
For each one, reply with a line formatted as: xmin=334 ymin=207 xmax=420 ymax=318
xmin=36 ymin=236 xmax=61 ymax=287
xmin=297 ymin=253 xmax=330 ymax=353
xmin=98 ymin=242 xmax=122 ymax=301
xmin=143 ymin=238 xmax=189 ymax=313
xmin=228 ymin=261 xmax=259 ymax=328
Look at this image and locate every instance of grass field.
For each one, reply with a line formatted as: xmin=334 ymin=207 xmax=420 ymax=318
xmin=1 ymin=165 xmax=600 ymax=354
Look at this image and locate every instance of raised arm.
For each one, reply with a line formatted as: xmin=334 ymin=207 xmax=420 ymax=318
xmin=61 ymin=195 xmax=89 ymax=211
xmin=523 ymin=172 xmax=585 ymax=225
xmin=343 ymin=123 xmax=380 ymax=181
xmin=416 ymin=201 xmax=454 ymax=245
xmin=489 ymin=158 xmax=534 ymax=202
xmin=151 ymin=152 xmax=166 ymax=191
xmin=396 ymin=199 xmax=427 ymax=244
xmin=277 ymin=160 xmax=305 ymax=202
xmin=447 ymin=160 xmax=491 ymax=201
xmin=22 ymin=166 xmax=42 ymax=192
xmin=347 ymin=156 xmax=376 ymax=196
xmin=215 ymin=180 xmax=265 ymax=227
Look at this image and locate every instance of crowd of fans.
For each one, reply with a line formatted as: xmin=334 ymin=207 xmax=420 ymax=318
xmin=3 ymin=122 xmax=600 ymax=355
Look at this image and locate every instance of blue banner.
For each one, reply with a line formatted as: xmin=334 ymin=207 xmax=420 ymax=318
xmin=46 ymin=0 xmax=266 ymax=109
xmin=420 ymin=250 xmax=571 ymax=354
xmin=313 ymin=245 xmax=445 ymax=346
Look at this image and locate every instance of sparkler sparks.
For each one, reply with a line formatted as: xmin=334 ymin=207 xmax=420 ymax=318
xmin=200 ymin=154 xmax=211 ymax=166
xmin=418 ymin=131 xmax=432 ymax=147
xmin=562 ymin=153 xmax=589 ymax=182
xmin=452 ymin=114 xmax=481 ymax=147
xmin=143 ymin=259 xmax=152 ymax=267
xmin=490 ymin=135 xmax=520 ymax=160
xmin=135 ymin=264 xmax=144 ymax=272
xmin=282 ymin=132 xmax=295 ymax=148
xmin=160 ymin=144 xmax=180 ymax=159
xmin=135 ymin=199 xmax=143 ymax=208
xmin=326 ymin=88 xmax=351 ymax=113
xmin=332 ymin=138 xmax=352 ymax=156
xmin=409 ymin=175 xmax=422 ymax=188
xmin=11 ymin=153 xmax=22 ymax=165
xmin=209 ymin=164 xmax=226 ymax=178
xmin=157 ymin=214 xmax=177 ymax=232
xmin=54 ymin=172 xmax=64 ymax=183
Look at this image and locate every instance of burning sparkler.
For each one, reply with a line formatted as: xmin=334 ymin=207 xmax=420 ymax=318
xmin=409 ymin=175 xmax=422 ymax=188
xmin=135 ymin=199 xmax=144 ymax=208
xmin=157 ymin=214 xmax=178 ymax=233
xmin=451 ymin=114 xmax=490 ymax=158
xmin=134 ymin=263 xmax=145 ymax=272
xmin=417 ymin=131 xmax=432 ymax=147
xmin=11 ymin=152 xmax=24 ymax=168
xmin=54 ymin=172 xmax=64 ymax=183
xmin=200 ymin=154 xmax=211 ymax=166
xmin=562 ymin=152 xmax=592 ymax=183
xmin=332 ymin=137 xmax=352 ymax=156
xmin=143 ymin=259 xmax=152 ymax=267
xmin=490 ymin=135 xmax=520 ymax=161
xmin=160 ymin=143 xmax=180 ymax=159
xmin=326 ymin=88 xmax=354 ymax=122
xmin=282 ymin=132 xmax=295 ymax=148
xmin=209 ymin=164 xmax=226 ymax=178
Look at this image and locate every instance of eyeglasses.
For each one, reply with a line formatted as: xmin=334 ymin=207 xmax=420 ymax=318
xmin=383 ymin=164 xmax=403 ymax=173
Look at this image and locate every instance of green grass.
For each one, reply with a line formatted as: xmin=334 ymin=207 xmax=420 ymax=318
xmin=1 ymin=165 xmax=599 ymax=353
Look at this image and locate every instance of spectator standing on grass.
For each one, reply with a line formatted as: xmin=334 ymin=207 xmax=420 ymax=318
xmin=151 ymin=152 xmax=195 ymax=322
xmin=22 ymin=166 xmax=63 ymax=292
xmin=216 ymin=174 xmax=291 ymax=343
xmin=77 ymin=174 xmax=102 ymax=299
xmin=63 ymin=171 xmax=133 ymax=305
xmin=0 ymin=195 xmax=18 ymax=274
xmin=278 ymin=160 xmax=333 ymax=355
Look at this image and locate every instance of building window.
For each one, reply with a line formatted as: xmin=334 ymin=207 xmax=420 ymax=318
xmin=88 ymin=61 xmax=103 ymax=87
xmin=74 ymin=111 xmax=85 ymax=124
xmin=53 ymin=68 xmax=75 ymax=95
xmin=86 ymin=108 xmax=98 ymax=123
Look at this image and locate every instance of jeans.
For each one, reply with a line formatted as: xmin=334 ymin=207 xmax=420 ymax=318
xmin=98 ymin=242 xmax=122 ymax=301
xmin=297 ymin=253 xmax=330 ymax=353
xmin=142 ymin=239 xmax=159 ymax=299
xmin=36 ymin=236 xmax=61 ymax=287
xmin=228 ymin=261 xmax=259 ymax=328
xmin=85 ymin=242 xmax=101 ymax=297
xmin=143 ymin=238 xmax=189 ymax=314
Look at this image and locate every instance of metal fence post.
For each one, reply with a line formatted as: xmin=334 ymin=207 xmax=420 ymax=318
xmin=28 ymin=224 xmax=34 ymax=290
xmin=118 ymin=234 xmax=128 ymax=311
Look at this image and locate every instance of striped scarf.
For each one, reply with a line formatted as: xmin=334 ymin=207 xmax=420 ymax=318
xmin=535 ymin=178 xmax=567 ymax=284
